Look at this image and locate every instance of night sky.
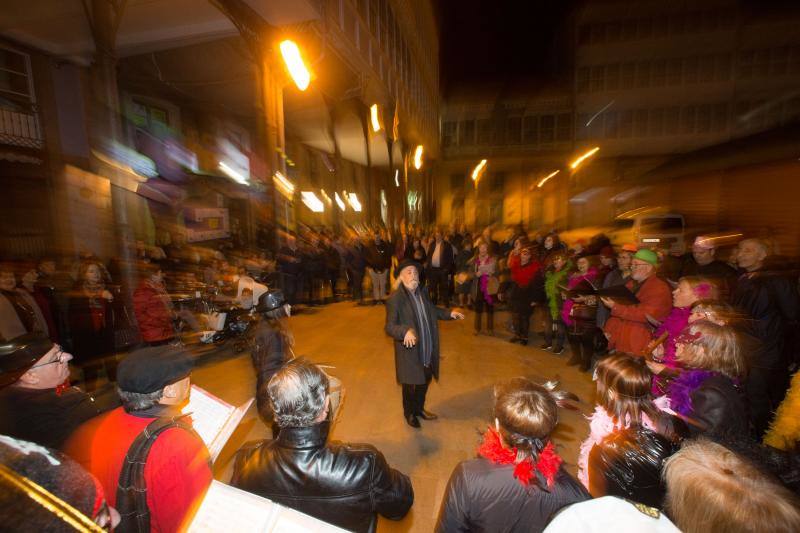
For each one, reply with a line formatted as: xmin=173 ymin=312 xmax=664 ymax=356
xmin=436 ymin=0 xmax=576 ymax=94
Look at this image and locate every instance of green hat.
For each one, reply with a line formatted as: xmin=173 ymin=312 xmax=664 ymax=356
xmin=633 ymin=248 xmax=659 ymax=266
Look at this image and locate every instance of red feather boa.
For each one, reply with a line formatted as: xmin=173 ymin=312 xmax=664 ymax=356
xmin=477 ymin=427 xmax=562 ymax=488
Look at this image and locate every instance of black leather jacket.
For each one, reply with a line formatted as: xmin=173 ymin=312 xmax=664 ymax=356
xmin=232 ymin=421 xmax=413 ymax=533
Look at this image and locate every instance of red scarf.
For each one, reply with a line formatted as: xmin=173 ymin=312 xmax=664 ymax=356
xmin=477 ymin=427 xmax=562 ymax=488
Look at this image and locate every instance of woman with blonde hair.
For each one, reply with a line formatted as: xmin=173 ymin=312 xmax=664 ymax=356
xmin=661 ymin=320 xmax=750 ymax=438
xmin=436 ymin=378 xmax=588 ymax=532
xmin=664 ymin=439 xmax=800 ymax=533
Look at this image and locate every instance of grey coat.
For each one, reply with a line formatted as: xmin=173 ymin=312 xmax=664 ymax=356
xmin=385 ymin=285 xmax=452 ymax=385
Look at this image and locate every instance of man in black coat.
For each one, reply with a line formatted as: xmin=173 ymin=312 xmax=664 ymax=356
xmin=426 ymin=230 xmax=455 ymax=306
xmin=385 ymin=260 xmax=464 ymax=428
xmin=233 ymin=359 xmax=413 ymax=533
xmin=732 ymin=238 xmax=799 ymax=437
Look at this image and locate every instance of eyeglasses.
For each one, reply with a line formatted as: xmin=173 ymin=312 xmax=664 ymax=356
xmin=30 ymin=346 xmax=68 ymax=369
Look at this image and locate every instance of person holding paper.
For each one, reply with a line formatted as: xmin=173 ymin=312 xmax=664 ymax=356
xmin=601 ymin=249 xmax=672 ymax=356
xmin=65 ymin=346 xmax=212 ymax=532
xmin=232 ymin=359 xmax=413 ymax=533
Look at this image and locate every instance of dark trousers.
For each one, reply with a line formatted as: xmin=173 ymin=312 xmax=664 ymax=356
xmin=427 ymin=267 xmax=450 ymax=306
xmin=747 ymin=361 xmax=790 ymax=437
xmin=474 ymin=297 xmax=494 ymax=333
xmin=568 ymin=328 xmax=596 ymax=370
xmin=543 ymin=312 xmax=566 ymax=350
xmin=348 ymin=269 xmax=364 ymax=302
xmin=402 ymin=368 xmax=432 ymax=417
xmin=512 ymin=312 xmax=532 ymax=340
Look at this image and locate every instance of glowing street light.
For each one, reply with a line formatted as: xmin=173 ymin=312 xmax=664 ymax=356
xmin=570 ymin=146 xmax=600 ymax=170
xmin=319 ymin=189 xmax=333 ymax=205
xmin=348 ymin=192 xmax=362 ymax=212
xmin=218 ymin=161 xmax=247 ymax=185
xmin=471 ymin=159 xmax=487 ymax=184
xmin=335 ymin=192 xmax=346 ymax=211
xmin=273 ymin=171 xmax=295 ymax=199
xmin=413 ymin=145 xmax=424 ymax=170
xmin=394 ymin=169 xmax=400 ymax=187
xmin=301 ymin=191 xmax=324 ymax=212
xmin=279 ymin=40 xmax=310 ymax=91
xmin=370 ymin=104 xmax=381 ymax=132
xmin=537 ymin=170 xmax=560 ymax=188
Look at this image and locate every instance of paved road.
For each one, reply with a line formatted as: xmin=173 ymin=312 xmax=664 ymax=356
xmin=191 ymin=301 xmax=596 ymax=533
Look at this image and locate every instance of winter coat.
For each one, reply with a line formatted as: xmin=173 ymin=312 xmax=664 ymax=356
xmin=603 ymin=275 xmax=672 ymax=355
xmin=133 ymin=281 xmax=174 ymax=343
xmin=435 ymin=458 xmax=589 ymax=532
xmin=68 ymin=287 xmax=118 ymax=361
xmin=544 ymin=263 xmax=572 ymax=320
xmin=232 ymin=422 xmax=413 ymax=533
xmin=250 ymin=320 xmax=289 ymax=417
xmin=508 ymin=254 xmax=541 ymax=315
xmin=595 ymin=268 xmax=627 ymax=328
xmin=385 ymin=285 xmax=453 ymax=384
xmin=561 ymin=267 xmax=599 ymax=328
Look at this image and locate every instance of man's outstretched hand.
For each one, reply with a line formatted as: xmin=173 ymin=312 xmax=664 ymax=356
xmin=403 ymin=329 xmax=417 ymax=348
xmin=450 ymin=310 xmax=465 ymax=320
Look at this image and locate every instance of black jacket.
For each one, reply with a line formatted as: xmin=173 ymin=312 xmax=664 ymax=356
xmin=435 ymin=459 xmax=589 ymax=532
xmin=733 ymin=270 xmax=799 ymax=367
xmin=249 ymin=321 xmax=288 ymax=419
xmin=688 ymin=374 xmax=750 ymax=439
xmin=232 ymin=422 xmax=413 ymax=533
xmin=366 ymin=240 xmax=392 ymax=271
xmin=427 ymin=240 xmax=455 ymax=271
xmin=385 ymin=285 xmax=452 ymax=384
xmin=0 ymin=383 xmax=119 ymax=449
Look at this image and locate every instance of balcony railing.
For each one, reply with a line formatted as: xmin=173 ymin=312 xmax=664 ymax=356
xmin=0 ymin=103 xmax=44 ymax=150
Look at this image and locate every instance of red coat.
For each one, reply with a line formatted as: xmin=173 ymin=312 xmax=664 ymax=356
xmin=133 ymin=281 xmax=174 ymax=342
xmin=65 ymin=406 xmax=212 ymax=532
xmin=603 ymin=275 xmax=672 ymax=355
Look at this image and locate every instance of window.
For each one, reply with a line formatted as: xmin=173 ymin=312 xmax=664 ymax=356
xmin=650 ymin=108 xmax=664 ymax=136
xmin=578 ymin=25 xmax=592 ymax=46
xmin=590 ymin=66 xmax=604 ymax=92
xmin=606 ymin=22 xmax=621 ymax=42
xmin=634 ymin=109 xmax=648 ymax=136
xmin=619 ymin=110 xmax=633 ymax=138
xmin=715 ymin=54 xmax=731 ymax=81
xmin=606 ymin=63 xmax=620 ymax=90
xmin=664 ymin=107 xmax=680 ymax=134
xmin=771 ymin=46 xmax=788 ymax=76
xmin=652 ymin=59 xmax=667 ymax=86
xmin=557 ymin=113 xmax=572 ymax=141
xmin=576 ymin=114 xmax=589 ymax=140
xmin=738 ymin=51 xmax=754 ymax=79
xmin=684 ymin=57 xmax=698 ymax=83
xmin=712 ymin=103 xmax=728 ymax=131
xmin=699 ymin=56 xmax=715 ymax=83
xmin=622 ymin=62 xmax=636 ymax=89
xmin=588 ymin=113 xmax=603 ymax=139
xmin=507 ymin=116 xmax=522 ymax=144
xmin=681 ymin=105 xmax=696 ymax=133
xmin=442 ymin=121 xmax=456 ymax=147
xmin=459 ymin=119 xmax=475 ymax=145
xmin=477 ymin=119 xmax=492 ymax=145
xmin=604 ymin=111 xmax=619 ymax=138
xmin=638 ymin=18 xmax=653 ymax=39
xmin=696 ymin=104 xmax=711 ymax=133
xmin=754 ymin=49 xmax=770 ymax=77
xmin=790 ymin=46 xmax=800 ymax=74
xmin=577 ymin=67 xmax=590 ymax=93
xmin=636 ymin=62 xmax=651 ymax=88
xmin=523 ymin=116 xmax=538 ymax=144
xmin=667 ymin=58 xmax=682 ymax=85
xmin=0 ymin=47 xmax=34 ymax=107
xmin=591 ymin=24 xmax=606 ymax=44
xmin=622 ymin=19 xmax=637 ymax=40
xmin=540 ymin=115 xmax=555 ymax=143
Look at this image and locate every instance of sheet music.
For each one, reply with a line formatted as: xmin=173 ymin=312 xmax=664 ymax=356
xmin=187 ymin=481 xmax=352 ymax=533
xmin=208 ymin=397 xmax=254 ymax=462
xmin=187 ymin=480 xmax=278 ymax=532
xmin=182 ymin=386 xmax=233 ymax=452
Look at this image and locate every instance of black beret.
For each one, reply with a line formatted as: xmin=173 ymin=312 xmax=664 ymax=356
xmin=0 ymin=333 xmax=54 ymax=389
xmin=394 ymin=259 xmax=422 ymax=279
xmin=117 ymin=345 xmax=193 ymax=394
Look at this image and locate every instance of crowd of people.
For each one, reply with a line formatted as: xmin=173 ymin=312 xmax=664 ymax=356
xmin=1 ymin=222 xmax=799 ymax=532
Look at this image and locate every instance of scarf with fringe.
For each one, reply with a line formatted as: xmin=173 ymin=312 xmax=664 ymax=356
xmin=477 ymin=427 xmax=562 ymax=488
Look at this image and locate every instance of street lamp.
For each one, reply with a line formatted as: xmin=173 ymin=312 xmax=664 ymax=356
xmin=370 ymin=104 xmax=381 ymax=132
xmin=279 ymin=40 xmax=310 ymax=91
xmin=471 ymin=159 xmax=487 ymax=185
xmin=413 ymin=145 xmax=424 ymax=170
xmin=537 ymin=170 xmax=560 ymax=188
xmin=301 ymin=191 xmax=324 ymax=212
xmin=570 ymin=146 xmax=600 ymax=170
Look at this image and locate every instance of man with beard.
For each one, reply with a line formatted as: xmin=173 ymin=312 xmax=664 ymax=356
xmin=385 ymin=260 xmax=464 ymax=428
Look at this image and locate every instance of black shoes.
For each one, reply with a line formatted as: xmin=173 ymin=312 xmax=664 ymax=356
xmin=406 ymin=414 xmax=421 ymax=428
xmin=418 ymin=410 xmax=438 ymax=420
xmin=540 ymin=343 xmax=552 ymax=350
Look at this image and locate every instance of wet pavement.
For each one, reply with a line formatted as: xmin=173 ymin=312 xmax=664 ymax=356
xmin=191 ymin=300 xmax=596 ymax=533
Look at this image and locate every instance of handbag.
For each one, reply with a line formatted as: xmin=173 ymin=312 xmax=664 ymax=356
xmin=114 ymin=306 xmax=142 ymax=351
xmin=569 ymin=303 xmax=597 ymax=321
